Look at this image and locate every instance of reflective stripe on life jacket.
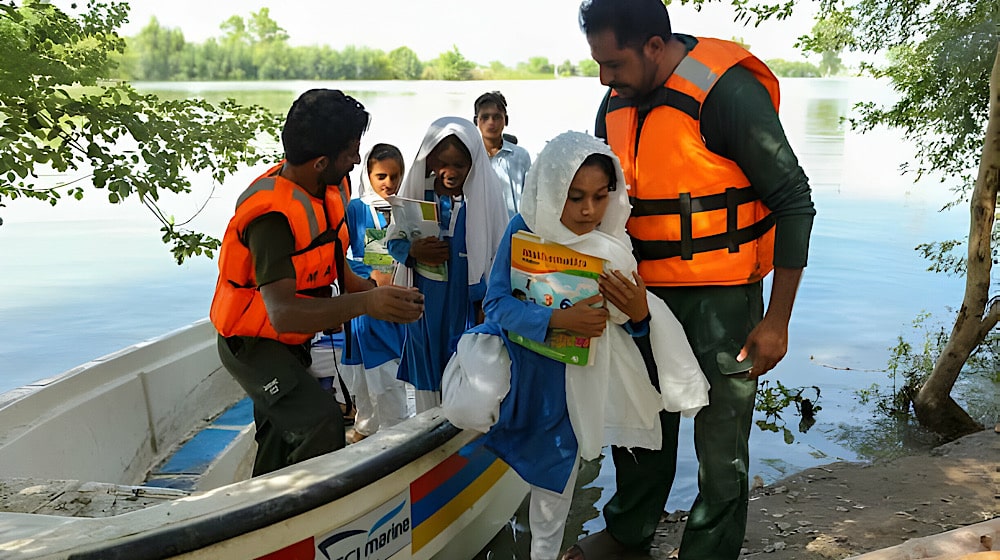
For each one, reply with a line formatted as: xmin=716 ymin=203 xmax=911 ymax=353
xmin=604 ymin=37 xmax=779 ymax=287
xmin=325 ymin=174 xmax=352 ymax=298
xmin=210 ymin=163 xmax=345 ymax=344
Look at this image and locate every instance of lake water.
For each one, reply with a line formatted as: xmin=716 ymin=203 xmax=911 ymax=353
xmin=0 ymin=78 xmax=975 ymax=547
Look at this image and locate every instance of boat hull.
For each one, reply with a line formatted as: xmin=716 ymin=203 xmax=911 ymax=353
xmin=0 ymin=320 xmax=527 ymax=560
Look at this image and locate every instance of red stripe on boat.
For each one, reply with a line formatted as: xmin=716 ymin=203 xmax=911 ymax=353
xmin=410 ymin=453 xmax=468 ymax=503
xmin=256 ymin=537 xmax=315 ymax=559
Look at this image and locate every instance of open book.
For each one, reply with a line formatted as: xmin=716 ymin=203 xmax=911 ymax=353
xmin=507 ymin=231 xmax=605 ymax=366
xmin=387 ymin=195 xmax=446 ymax=281
xmin=362 ymin=228 xmax=394 ymax=273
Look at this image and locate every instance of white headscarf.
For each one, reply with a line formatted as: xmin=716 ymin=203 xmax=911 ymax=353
xmin=521 ymin=131 xmax=634 ymax=275
xmin=387 ymin=117 xmax=508 ymax=285
xmin=355 ymin=145 xmax=394 ymax=210
xmin=520 ymin=131 xmax=709 ymax=458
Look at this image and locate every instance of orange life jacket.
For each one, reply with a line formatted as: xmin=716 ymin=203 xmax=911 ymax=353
xmin=604 ymin=37 xmax=780 ymax=287
xmin=209 ymin=163 xmax=350 ymax=344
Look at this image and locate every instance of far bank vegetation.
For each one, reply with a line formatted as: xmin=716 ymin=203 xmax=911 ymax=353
xmin=120 ymin=9 xmax=832 ymax=82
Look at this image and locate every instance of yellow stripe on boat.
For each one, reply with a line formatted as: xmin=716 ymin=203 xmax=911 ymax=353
xmin=411 ymin=459 xmax=509 ymax=552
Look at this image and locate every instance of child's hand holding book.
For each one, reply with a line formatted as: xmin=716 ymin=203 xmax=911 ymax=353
xmin=599 ymin=269 xmax=649 ymax=324
xmin=548 ymin=294 xmax=609 ymax=338
xmin=410 ymin=237 xmax=450 ymax=266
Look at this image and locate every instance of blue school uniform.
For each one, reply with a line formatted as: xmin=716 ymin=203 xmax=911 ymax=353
xmin=388 ymin=194 xmax=486 ymax=392
xmin=343 ymin=198 xmax=405 ymax=369
xmin=475 ymin=214 xmax=578 ymax=494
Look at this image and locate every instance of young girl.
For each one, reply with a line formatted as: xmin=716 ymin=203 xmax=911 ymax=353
xmin=341 ymin=144 xmax=410 ymax=439
xmin=443 ymin=131 xmax=710 ymax=560
xmin=386 ymin=117 xmax=508 ymax=412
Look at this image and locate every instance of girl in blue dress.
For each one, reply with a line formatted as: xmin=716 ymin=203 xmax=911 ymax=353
xmin=443 ymin=132 xmax=710 ymax=560
xmin=342 ymin=144 xmax=410 ymax=439
xmin=386 ymin=117 xmax=508 ymax=412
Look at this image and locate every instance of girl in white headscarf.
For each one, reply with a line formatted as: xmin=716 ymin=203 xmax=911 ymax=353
xmin=442 ymin=131 xmax=709 ymax=560
xmin=340 ymin=144 xmax=410 ymax=440
xmin=385 ymin=117 xmax=508 ymax=411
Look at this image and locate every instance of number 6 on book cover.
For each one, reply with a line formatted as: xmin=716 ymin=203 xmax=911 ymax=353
xmin=507 ymin=231 xmax=605 ymax=366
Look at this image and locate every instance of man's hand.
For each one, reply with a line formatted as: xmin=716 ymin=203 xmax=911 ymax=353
xmin=550 ymin=294 xmax=609 ymax=338
xmin=599 ymin=269 xmax=648 ymax=323
xmin=410 ymin=237 xmax=450 ymax=266
xmin=737 ymin=314 xmax=788 ymax=378
xmin=739 ymin=267 xmax=803 ymax=379
xmin=365 ymin=286 xmax=425 ymax=323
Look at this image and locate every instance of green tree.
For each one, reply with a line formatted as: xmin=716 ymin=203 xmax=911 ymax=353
xmin=340 ymin=46 xmax=392 ymax=80
xmin=0 ymin=0 xmax=282 ymax=263
xmin=130 ymin=17 xmax=186 ymax=80
xmin=216 ymin=15 xmax=253 ymax=79
xmin=387 ymin=46 xmax=423 ymax=80
xmin=247 ymin=8 xmax=290 ymax=80
xmin=247 ymin=7 xmax=288 ymax=44
xmin=423 ymin=46 xmax=475 ymax=80
xmin=578 ymin=59 xmax=599 ymax=77
xmin=764 ymin=58 xmax=821 ymax=77
xmin=803 ymin=14 xmax=850 ymax=76
xmin=798 ymin=0 xmax=999 ymax=438
xmin=197 ymin=38 xmax=225 ymax=80
xmin=524 ymin=56 xmax=553 ymax=75
xmin=557 ymin=59 xmax=576 ymax=77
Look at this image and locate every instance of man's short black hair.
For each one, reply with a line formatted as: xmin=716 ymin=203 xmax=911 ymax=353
xmin=579 ymin=0 xmax=672 ymax=50
xmin=282 ymin=89 xmax=370 ymax=165
xmin=474 ymin=91 xmax=508 ymax=116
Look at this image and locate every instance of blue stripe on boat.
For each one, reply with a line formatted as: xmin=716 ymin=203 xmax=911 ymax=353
xmin=147 ymin=398 xmax=254 ymax=482
xmin=410 ymin=442 xmax=496 ymax=526
xmin=213 ymin=397 xmax=254 ymax=427
xmin=157 ymin=428 xmax=241 ymax=474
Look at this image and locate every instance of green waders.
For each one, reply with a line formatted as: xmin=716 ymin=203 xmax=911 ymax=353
xmin=604 ymin=283 xmax=763 ymax=560
xmin=218 ymin=335 xmax=346 ymax=476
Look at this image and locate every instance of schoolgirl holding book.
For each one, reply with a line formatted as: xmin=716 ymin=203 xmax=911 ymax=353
xmin=443 ymin=131 xmax=710 ymax=560
xmin=386 ymin=117 xmax=508 ymax=412
xmin=340 ymin=143 xmax=411 ymax=440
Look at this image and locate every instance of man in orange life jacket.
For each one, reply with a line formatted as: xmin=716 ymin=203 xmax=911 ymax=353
xmin=564 ymin=1 xmax=817 ymax=559
xmin=210 ymin=89 xmax=425 ymax=476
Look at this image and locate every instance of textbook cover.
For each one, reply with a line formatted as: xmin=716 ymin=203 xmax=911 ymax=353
xmin=507 ymin=231 xmax=605 ymax=366
xmin=388 ymin=194 xmax=446 ymax=281
xmin=362 ymin=228 xmax=394 ymax=273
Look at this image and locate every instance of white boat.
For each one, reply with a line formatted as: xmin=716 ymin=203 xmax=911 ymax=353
xmin=0 ymin=319 xmax=528 ymax=559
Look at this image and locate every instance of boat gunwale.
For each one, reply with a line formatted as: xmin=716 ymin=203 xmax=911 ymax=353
xmin=63 ymin=419 xmax=464 ymax=560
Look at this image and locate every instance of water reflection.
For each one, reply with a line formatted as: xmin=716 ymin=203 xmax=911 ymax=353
xmin=805 ymin=97 xmax=849 ymax=137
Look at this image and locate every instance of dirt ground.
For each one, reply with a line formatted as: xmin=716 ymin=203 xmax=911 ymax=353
xmin=646 ymin=427 xmax=999 ymax=559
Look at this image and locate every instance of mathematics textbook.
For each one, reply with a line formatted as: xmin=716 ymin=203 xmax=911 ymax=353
xmin=507 ymin=231 xmax=604 ymax=366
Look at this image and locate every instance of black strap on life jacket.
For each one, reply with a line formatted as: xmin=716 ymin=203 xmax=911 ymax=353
xmin=598 ymin=85 xmax=702 ymax=158
xmin=630 ymin=186 xmax=774 ymax=261
xmin=606 ymin=86 xmax=701 ymax=121
xmin=594 ymin=89 xmax=611 ymax=141
xmin=597 ymin=84 xmax=701 ymax=133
